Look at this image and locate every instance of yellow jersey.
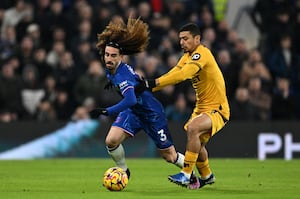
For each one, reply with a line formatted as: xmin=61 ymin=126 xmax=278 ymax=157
xmin=153 ymin=44 xmax=230 ymax=120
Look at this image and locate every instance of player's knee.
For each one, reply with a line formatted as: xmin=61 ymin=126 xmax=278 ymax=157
xmin=105 ymin=137 xmax=119 ymax=148
xmin=187 ymin=125 xmax=199 ymax=137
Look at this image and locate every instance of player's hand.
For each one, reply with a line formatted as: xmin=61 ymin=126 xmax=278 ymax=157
xmin=104 ymin=81 xmax=113 ymax=90
xmin=135 ymin=78 xmax=156 ymax=94
xmin=89 ymin=108 xmax=108 ymax=118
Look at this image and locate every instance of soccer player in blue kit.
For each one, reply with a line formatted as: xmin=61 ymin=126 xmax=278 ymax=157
xmin=89 ymin=17 xmax=200 ymax=188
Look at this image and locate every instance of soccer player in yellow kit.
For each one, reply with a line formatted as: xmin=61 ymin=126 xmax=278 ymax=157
xmin=136 ymin=23 xmax=230 ymax=189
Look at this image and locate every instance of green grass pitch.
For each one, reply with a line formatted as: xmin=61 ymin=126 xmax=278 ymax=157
xmin=1 ymin=158 xmax=299 ymax=199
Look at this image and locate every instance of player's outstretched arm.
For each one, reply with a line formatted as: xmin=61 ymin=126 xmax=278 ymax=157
xmin=134 ymin=78 xmax=156 ymax=93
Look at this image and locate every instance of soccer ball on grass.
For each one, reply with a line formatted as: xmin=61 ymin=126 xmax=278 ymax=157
xmin=103 ymin=167 xmax=128 ymax=191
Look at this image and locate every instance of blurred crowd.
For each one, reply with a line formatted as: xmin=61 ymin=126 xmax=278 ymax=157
xmin=0 ymin=0 xmax=299 ymax=123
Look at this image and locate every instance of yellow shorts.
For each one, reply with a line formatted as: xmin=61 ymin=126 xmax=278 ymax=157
xmin=184 ymin=110 xmax=228 ymax=143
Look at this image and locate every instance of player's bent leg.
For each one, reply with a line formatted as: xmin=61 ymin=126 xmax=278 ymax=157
xmin=106 ymin=127 xmax=130 ymax=175
xmin=172 ymin=114 xmax=212 ymax=189
xmin=105 ymin=127 xmax=129 ymax=148
xmin=182 ymin=116 xmax=209 ymax=176
xmin=188 ymin=115 xmax=214 ymax=190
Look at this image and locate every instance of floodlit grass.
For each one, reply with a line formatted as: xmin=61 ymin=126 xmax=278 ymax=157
xmin=0 ymin=158 xmax=299 ymax=199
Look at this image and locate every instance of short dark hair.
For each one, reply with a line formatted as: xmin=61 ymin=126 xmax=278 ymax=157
xmin=179 ymin=23 xmax=201 ymax=36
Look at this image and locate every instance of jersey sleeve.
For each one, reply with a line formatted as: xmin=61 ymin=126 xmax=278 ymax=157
xmin=153 ymin=62 xmax=200 ymax=92
xmin=106 ymin=74 xmax=137 ymax=115
xmin=106 ymin=88 xmax=137 ymax=115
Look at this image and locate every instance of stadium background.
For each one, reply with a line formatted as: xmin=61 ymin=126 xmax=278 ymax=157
xmin=0 ymin=0 xmax=299 ymax=160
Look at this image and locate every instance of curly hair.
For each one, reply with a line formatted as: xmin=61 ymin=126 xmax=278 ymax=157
xmin=96 ymin=17 xmax=149 ymax=55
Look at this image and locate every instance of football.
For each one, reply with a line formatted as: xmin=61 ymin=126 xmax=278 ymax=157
xmin=103 ymin=167 xmax=128 ymax=191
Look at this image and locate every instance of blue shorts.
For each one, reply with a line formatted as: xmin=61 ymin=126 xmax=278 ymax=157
xmin=112 ymin=109 xmax=174 ymax=149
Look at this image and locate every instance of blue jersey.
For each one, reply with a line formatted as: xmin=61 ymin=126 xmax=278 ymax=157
xmin=105 ymin=62 xmax=173 ymax=149
xmin=106 ymin=62 xmax=165 ymax=117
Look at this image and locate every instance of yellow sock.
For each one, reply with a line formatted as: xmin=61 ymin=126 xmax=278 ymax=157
xmin=182 ymin=151 xmax=198 ymax=175
xmin=196 ymin=159 xmax=211 ymax=179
